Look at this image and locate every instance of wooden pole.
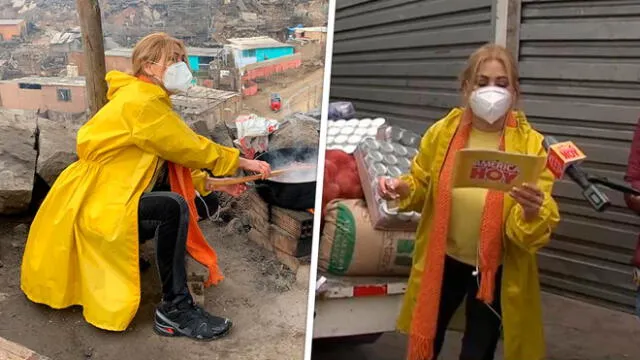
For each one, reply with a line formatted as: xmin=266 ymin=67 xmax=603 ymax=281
xmin=505 ymin=0 xmax=522 ymax=61
xmin=76 ymin=0 xmax=107 ymax=117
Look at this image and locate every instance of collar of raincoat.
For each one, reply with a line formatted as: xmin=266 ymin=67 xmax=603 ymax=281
xmin=105 ymin=70 xmax=167 ymax=101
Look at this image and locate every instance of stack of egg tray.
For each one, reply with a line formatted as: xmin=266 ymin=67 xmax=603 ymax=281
xmin=354 ymin=132 xmax=422 ymax=232
xmin=326 ymin=118 xmax=387 ymax=154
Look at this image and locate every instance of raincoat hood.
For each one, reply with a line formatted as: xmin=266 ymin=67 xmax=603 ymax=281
xmin=106 ymin=70 xmax=165 ymax=101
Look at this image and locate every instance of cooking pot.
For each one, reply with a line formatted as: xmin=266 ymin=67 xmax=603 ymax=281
xmin=254 ymin=147 xmax=318 ymax=210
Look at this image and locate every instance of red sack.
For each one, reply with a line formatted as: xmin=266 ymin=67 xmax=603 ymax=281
xmin=322 ymin=150 xmax=364 ymax=215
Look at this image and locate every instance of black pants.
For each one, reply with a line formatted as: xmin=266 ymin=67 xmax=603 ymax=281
xmin=137 ymin=190 xmax=220 ymax=303
xmin=433 ymin=256 xmax=503 ymax=360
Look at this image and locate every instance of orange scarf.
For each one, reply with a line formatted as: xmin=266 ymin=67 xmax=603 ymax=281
xmin=167 ymin=162 xmax=224 ymax=286
xmin=408 ymin=111 xmax=515 ymax=360
xmin=136 ymin=74 xmax=224 ymax=286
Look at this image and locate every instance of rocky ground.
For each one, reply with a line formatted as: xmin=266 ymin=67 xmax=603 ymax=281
xmin=0 ymin=214 xmax=310 ymax=360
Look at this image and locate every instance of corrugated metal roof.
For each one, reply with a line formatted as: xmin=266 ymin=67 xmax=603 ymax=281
xmin=50 ymin=31 xmax=82 ymax=45
xmin=171 ymin=86 xmax=239 ymax=115
xmin=0 ymin=19 xmax=25 ymax=25
xmin=226 ymin=36 xmax=291 ymax=50
xmin=186 ymin=47 xmax=224 ymax=57
xmin=0 ymin=76 xmax=85 ymax=87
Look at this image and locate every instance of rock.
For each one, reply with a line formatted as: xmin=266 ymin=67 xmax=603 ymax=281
xmin=36 ymin=117 xmax=78 ymax=187
xmin=190 ymin=119 xmax=211 ymax=138
xmin=0 ymin=336 xmax=52 ymax=360
xmin=12 ymin=224 xmax=28 ymax=247
xmin=268 ymin=118 xmax=319 ymax=151
xmin=38 ymin=151 xmax=77 ymax=186
xmin=211 ymin=120 xmax=236 ymax=149
xmin=0 ymin=110 xmax=38 ymax=214
xmin=189 ymin=119 xmax=236 ymax=150
xmin=228 ymin=218 xmax=246 ymax=234
xmin=13 ymin=224 xmax=28 ymax=237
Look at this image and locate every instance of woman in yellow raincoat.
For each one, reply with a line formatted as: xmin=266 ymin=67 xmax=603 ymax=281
xmin=378 ymin=44 xmax=560 ymax=360
xmin=20 ymin=33 xmax=271 ymax=341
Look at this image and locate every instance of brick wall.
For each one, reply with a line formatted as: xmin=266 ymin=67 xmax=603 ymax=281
xmin=0 ymin=82 xmax=87 ymax=113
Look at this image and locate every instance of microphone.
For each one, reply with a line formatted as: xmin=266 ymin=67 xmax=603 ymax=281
xmin=543 ymin=137 xmax=586 ymax=179
xmin=542 ymin=136 xmax=610 ymax=212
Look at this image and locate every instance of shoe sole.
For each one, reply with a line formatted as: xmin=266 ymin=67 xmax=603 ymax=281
xmin=154 ymin=312 xmax=233 ymax=341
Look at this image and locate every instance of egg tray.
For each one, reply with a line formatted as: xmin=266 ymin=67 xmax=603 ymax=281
xmin=326 ymin=117 xmax=387 ymax=154
xmin=375 ymin=125 xmax=421 ymax=149
xmin=354 ymin=138 xmax=420 ymax=232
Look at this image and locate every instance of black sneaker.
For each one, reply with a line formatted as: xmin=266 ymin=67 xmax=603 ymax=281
xmin=154 ymin=298 xmax=233 ymax=341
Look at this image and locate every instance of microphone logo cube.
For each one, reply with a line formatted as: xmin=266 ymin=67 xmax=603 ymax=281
xmin=546 ymin=141 xmax=586 ymax=179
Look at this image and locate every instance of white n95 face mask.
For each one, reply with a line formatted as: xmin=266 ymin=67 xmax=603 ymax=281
xmin=163 ymin=62 xmax=193 ymax=93
xmin=468 ymin=86 xmax=512 ymax=124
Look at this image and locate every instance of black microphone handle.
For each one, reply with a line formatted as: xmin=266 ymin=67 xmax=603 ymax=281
xmin=563 ymin=164 xmax=592 ymax=190
xmin=582 ymin=183 xmax=611 ymax=212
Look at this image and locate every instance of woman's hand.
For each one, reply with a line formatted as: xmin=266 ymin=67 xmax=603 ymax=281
xmin=510 ymin=183 xmax=544 ymax=222
xmin=205 ymin=179 xmax=247 ymax=197
xmin=377 ymin=177 xmax=410 ymax=201
xmin=239 ymin=158 xmax=271 ymax=179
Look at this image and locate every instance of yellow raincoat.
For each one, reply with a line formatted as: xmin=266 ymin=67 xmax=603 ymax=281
xmin=396 ymin=108 xmax=560 ymax=360
xmin=20 ymin=71 xmax=240 ymax=331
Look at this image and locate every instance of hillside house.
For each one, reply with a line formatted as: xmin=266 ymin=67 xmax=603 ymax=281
xmin=294 ymin=27 xmax=327 ymax=43
xmin=0 ymin=19 xmax=26 ymax=41
xmin=0 ymin=76 xmax=240 ymax=127
xmin=215 ymin=37 xmax=301 ymax=95
xmin=226 ymin=36 xmax=295 ymax=68
xmin=0 ymin=76 xmax=86 ymax=114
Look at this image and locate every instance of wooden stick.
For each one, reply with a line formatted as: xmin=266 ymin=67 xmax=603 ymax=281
xmin=208 ymin=164 xmax=316 ymax=186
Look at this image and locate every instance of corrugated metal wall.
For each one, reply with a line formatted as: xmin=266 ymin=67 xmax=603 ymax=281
xmin=518 ymin=0 xmax=640 ymax=312
xmin=329 ymin=0 xmax=495 ymax=133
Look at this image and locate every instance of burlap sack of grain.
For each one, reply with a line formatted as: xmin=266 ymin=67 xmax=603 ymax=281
xmin=319 ymin=199 xmax=416 ymax=276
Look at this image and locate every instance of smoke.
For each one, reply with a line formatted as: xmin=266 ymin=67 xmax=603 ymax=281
xmin=261 ymin=147 xmax=318 ymax=183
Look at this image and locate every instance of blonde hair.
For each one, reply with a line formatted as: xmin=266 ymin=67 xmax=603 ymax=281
xmin=131 ymin=32 xmax=189 ymax=76
xmin=459 ymin=43 xmax=520 ymax=101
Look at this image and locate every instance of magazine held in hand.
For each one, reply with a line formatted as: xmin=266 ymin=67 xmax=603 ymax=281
xmin=452 ymin=149 xmax=547 ymax=192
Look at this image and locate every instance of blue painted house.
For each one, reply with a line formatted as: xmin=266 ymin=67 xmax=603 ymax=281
xmin=226 ymin=36 xmax=295 ymax=69
xmin=185 ymin=47 xmax=224 ymax=73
